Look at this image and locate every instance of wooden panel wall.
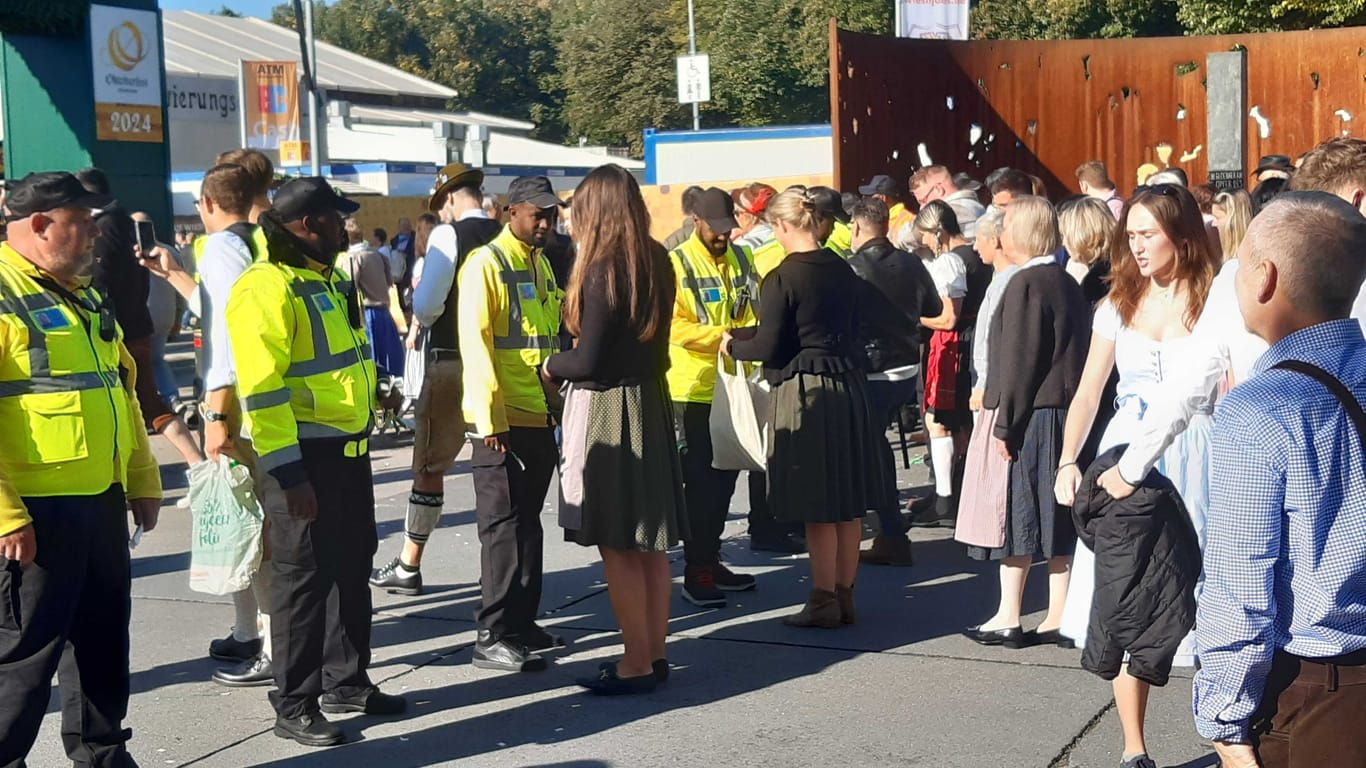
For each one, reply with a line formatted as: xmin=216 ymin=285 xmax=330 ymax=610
xmin=831 ymin=25 xmax=1366 ymax=198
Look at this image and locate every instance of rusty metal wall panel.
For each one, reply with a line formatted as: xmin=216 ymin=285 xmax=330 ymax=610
xmin=832 ymin=27 xmax=1366 ymax=198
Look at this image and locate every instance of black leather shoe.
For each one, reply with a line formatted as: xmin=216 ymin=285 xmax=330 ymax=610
xmin=472 ymin=631 xmax=547 ymax=672
xmin=208 ymin=633 xmax=261 ymax=663
xmin=600 ymin=658 xmax=670 ymax=682
xmin=212 ymin=653 xmax=273 ymax=687
xmin=369 ymin=557 xmax=423 ymax=596
xmin=578 ymin=662 xmax=657 ymax=695
xmin=273 ymin=712 xmax=343 ymax=747
xmin=514 ymin=623 xmax=569 ymax=653
xmin=320 ymin=687 xmax=406 ymax=716
xmin=1030 ymin=629 xmax=1077 ymax=649
xmin=962 ymin=625 xmax=1030 ymax=649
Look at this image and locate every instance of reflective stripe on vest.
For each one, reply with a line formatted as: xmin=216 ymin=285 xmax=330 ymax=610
xmin=487 ymin=243 xmax=554 ymax=351
xmin=0 ymin=288 xmax=119 ymax=397
xmin=283 ymin=280 xmax=372 ymax=380
xmin=672 ymin=245 xmax=752 ymax=325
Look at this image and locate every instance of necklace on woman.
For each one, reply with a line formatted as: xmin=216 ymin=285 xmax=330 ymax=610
xmin=1151 ymin=283 xmax=1177 ymax=305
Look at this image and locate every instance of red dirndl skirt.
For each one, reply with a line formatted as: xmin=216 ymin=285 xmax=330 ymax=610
xmin=925 ymin=329 xmax=961 ymax=415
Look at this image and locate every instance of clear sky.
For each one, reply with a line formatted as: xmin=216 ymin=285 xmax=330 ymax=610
xmin=158 ymin=0 xmax=282 ymax=20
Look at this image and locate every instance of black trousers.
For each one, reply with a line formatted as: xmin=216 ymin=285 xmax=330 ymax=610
xmin=263 ymin=440 xmax=378 ymax=720
xmin=675 ymin=401 xmax=740 ymax=567
xmin=0 ymin=486 xmax=135 ymax=768
xmin=472 ymin=426 xmax=558 ymax=637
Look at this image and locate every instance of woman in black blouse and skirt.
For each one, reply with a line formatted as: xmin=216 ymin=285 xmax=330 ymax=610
xmin=724 ymin=189 xmax=889 ymax=628
xmin=543 ymin=165 xmax=686 ymax=694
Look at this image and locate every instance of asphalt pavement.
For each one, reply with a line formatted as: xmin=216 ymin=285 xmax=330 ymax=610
xmin=25 ymin=352 xmax=1219 ymax=767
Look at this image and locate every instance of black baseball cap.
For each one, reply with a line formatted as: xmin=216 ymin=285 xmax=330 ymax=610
xmin=808 ymin=186 xmax=849 ymax=223
xmin=506 ymin=176 xmax=564 ymax=209
xmin=693 ymin=187 xmax=739 ymax=233
xmin=858 ymin=174 xmax=898 ymax=196
xmin=4 ymin=172 xmax=114 ymax=217
xmin=272 ymin=177 xmax=361 ymax=222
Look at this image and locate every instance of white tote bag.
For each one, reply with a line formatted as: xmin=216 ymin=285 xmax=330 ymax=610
xmin=187 ymin=456 xmax=264 ymax=595
xmin=709 ymin=353 xmax=770 ymax=471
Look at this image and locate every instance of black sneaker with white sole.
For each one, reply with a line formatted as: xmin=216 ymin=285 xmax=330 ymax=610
xmin=682 ymin=565 xmax=726 ymax=608
xmin=369 ymin=557 xmax=422 ymax=596
xmin=712 ymin=562 xmax=757 ymax=592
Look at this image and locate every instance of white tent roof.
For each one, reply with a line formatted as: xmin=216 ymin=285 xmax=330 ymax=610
xmin=487 ymin=132 xmax=644 ymax=170
xmin=161 ymin=11 xmax=458 ymax=100
xmin=348 ymin=105 xmax=534 ymax=133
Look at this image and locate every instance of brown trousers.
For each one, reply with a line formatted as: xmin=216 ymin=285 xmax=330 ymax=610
xmin=1251 ymin=650 xmax=1366 ymax=768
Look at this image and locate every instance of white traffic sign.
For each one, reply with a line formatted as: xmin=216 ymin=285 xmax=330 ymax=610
xmin=676 ymin=54 xmax=711 ymax=105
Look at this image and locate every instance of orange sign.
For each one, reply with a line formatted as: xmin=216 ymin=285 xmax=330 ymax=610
xmin=280 ymin=140 xmax=311 ymax=165
xmin=240 ymin=60 xmax=301 ymax=150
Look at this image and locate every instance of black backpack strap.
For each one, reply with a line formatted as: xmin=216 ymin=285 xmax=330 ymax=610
xmin=224 ymin=222 xmax=259 ymax=260
xmin=1271 ymin=359 xmax=1366 ymax=449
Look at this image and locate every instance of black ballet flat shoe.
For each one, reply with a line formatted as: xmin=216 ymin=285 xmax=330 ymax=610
xmin=578 ymin=662 xmax=657 ymax=696
xmin=1030 ymin=629 xmax=1077 ymax=649
xmin=962 ymin=625 xmax=1030 ymax=649
xmin=599 ymin=658 xmax=670 ymax=682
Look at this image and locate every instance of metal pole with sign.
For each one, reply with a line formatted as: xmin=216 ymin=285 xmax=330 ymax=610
xmin=686 ymin=0 xmax=699 ymax=131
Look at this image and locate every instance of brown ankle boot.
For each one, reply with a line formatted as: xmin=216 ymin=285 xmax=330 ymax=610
xmin=836 ymin=585 xmax=856 ymax=625
xmin=783 ymin=589 xmax=841 ymax=628
xmin=859 ymin=536 xmax=914 ymax=566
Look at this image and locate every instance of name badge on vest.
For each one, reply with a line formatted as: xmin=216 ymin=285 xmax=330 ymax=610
xmin=518 ymin=283 xmax=537 ymax=301
xmin=313 ymin=294 xmax=335 ymax=313
xmin=702 ymin=287 xmax=722 ymax=304
xmin=30 ymin=307 xmax=73 ymax=332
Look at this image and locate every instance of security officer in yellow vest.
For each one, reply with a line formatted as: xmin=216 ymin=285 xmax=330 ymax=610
xmin=669 ymin=187 xmax=764 ymax=608
xmin=459 ymin=175 xmax=565 ymax=673
xmin=0 ymin=172 xmax=163 ymax=767
xmin=225 ymin=178 xmax=404 ymax=748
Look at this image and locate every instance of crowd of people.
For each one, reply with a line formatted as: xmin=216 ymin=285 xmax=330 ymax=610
xmin=0 ymin=134 xmax=1363 ymax=768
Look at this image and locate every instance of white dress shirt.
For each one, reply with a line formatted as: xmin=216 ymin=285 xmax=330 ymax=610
xmin=411 ymin=209 xmax=492 ymax=328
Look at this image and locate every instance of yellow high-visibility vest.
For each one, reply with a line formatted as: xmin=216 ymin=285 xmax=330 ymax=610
xmin=0 ymin=244 xmax=159 ymax=520
xmin=225 ymin=232 xmax=376 ymax=476
xmin=458 ymin=225 xmax=563 ymax=435
xmin=666 ymin=234 xmax=757 ymax=404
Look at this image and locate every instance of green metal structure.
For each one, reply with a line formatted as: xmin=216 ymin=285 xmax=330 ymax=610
xmin=1 ymin=0 xmax=172 ymax=231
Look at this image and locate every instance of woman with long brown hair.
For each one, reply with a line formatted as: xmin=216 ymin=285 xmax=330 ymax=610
xmin=543 ymin=164 xmax=685 ymax=695
xmin=1053 ymin=184 xmax=1222 ymax=768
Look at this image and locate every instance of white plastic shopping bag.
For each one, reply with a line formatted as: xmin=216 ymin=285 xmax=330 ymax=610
xmin=709 ymin=352 xmax=770 ymax=471
xmin=187 ymin=456 xmax=264 ymax=595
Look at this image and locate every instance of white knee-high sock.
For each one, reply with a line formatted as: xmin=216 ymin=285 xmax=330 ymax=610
xmin=231 ymin=587 xmax=260 ymax=642
xmin=930 ymin=436 xmax=954 ymax=497
xmin=252 ymin=564 xmax=274 ymax=659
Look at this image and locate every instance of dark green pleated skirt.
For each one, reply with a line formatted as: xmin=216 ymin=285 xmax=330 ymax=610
xmin=559 ymin=376 xmax=689 ymax=551
xmin=767 ymin=371 xmax=883 ymax=524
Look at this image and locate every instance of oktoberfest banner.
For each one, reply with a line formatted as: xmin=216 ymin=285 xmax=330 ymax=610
xmin=896 ymin=0 xmax=970 ymax=40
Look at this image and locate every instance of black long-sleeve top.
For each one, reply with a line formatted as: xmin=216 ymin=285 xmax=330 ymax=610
xmin=728 ymin=248 xmax=879 ymax=384
xmin=984 ymin=261 xmax=1091 ymax=444
xmin=543 ymin=250 xmax=675 ymax=390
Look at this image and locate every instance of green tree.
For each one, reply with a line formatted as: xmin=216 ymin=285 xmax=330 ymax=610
xmin=556 ymin=0 xmax=686 ymax=153
xmin=1176 ymin=0 xmax=1366 ymax=35
xmin=970 ymin=0 xmax=1179 ymax=39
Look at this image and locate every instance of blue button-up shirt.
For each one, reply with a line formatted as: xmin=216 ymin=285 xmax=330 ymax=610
xmin=1194 ymin=319 xmax=1366 ymax=741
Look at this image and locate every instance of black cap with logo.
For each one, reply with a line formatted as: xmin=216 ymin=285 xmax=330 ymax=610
xmin=272 ymin=177 xmax=361 ymax=222
xmin=4 ymin=172 xmax=115 ymax=217
xmin=808 ymin=186 xmax=849 ymax=223
xmin=506 ymin=176 xmax=565 ymax=209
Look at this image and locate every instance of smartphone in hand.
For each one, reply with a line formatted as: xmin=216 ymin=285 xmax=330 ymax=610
xmin=134 ymin=219 xmax=157 ymax=256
